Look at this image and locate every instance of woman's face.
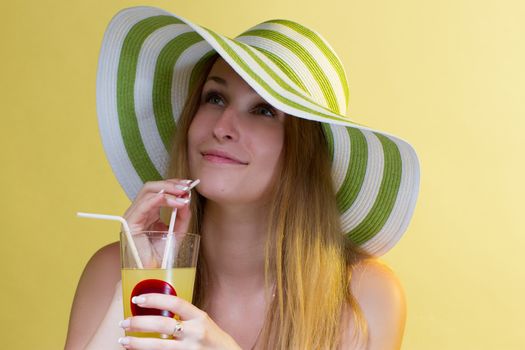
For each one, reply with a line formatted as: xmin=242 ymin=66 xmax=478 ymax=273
xmin=187 ymin=59 xmax=286 ymax=206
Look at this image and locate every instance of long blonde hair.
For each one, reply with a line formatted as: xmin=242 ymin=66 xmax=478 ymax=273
xmin=168 ymin=55 xmax=369 ymax=349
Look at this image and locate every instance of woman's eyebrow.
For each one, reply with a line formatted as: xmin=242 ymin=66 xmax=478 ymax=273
xmin=205 ymin=75 xmax=261 ymax=97
xmin=206 ymin=76 xmax=227 ymax=85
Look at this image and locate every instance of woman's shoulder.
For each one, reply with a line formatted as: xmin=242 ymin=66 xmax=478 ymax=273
xmin=350 ymin=258 xmax=405 ymax=297
xmin=346 ymin=258 xmax=407 ymax=349
xmin=86 ymin=241 xmax=120 ymax=267
xmin=73 ymin=240 xmax=121 ymax=301
xmin=78 ymin=241 xmax=121 ymax=292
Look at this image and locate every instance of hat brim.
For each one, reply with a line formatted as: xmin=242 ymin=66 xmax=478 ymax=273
xmin=97 ymin=6 xmax=420 ymax=256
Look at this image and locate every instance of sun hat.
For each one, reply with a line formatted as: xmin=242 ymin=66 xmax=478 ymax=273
xmin=96 ymin=6 xmax=420 ymax=256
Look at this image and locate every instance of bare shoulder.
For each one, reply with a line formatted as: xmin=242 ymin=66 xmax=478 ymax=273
xmin=76 ymin=241 xmax=121 ymax=289
xmin=65 ymin=242 xmax=121 ymax=348
xmin=84 ymin=241 xmax=120 ymax=272
xmin=347 ymin=259 xmax=407 ymax=350
xmin=73 ymin=240 xmax=121 ymax=302
xmin=351 ymin=259 xmax=405 ymax=300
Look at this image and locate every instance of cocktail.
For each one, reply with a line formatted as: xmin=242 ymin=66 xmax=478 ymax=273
xmin=120 ymin=231 xmax=200 ymax=338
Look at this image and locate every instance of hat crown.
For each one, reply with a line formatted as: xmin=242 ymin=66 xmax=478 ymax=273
xmin=235 ymin=19 xmax=350 ymax=116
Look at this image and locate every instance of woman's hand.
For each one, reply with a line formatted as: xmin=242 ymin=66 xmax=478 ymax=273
xmin=123 ymin=179 xmax=196 ymax=234
xmin=117 ymin=294 xmax=242 ymax=350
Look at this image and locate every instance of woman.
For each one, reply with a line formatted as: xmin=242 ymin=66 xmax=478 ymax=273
xmin=66 ymin=6 xmax=419 ymax=349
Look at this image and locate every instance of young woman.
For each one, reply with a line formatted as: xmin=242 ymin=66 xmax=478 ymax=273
xmin=66 ymin=6 xmax=419 ymax=350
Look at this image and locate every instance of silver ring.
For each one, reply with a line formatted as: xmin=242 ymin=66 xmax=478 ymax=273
xmin=172 ymin=320 xmax=184 ymax=336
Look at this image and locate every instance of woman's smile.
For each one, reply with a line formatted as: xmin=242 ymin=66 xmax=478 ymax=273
xmin=201 ymin=149 xmax=249 ymax=165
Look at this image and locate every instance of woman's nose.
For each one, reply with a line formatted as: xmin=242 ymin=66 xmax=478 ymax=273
xmin=212 ymin=106 xmax=240 ymax=142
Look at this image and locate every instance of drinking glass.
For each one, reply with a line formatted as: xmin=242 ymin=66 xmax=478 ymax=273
xmin=120 ymin=231 xmax=200 ymax=338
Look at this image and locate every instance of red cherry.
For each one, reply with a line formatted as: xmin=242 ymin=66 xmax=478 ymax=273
xmin=130 ymin=279 xmax=177 ymax=317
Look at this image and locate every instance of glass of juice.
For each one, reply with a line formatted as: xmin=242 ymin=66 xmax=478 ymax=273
xmin=120 ymin=231 xmax=200 ymax=338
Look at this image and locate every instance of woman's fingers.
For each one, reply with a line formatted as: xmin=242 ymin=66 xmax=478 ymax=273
xmin=119 ymin=292 xmax=240 ymax=350
xmin=132 ymin=294 xmax=203 ymax=321
xmin=121 ymin=316 xmax=180 ymax=336
xmin=138 ymin=179 xmax=194 ymax=199
xmin=124 ymin=192 xmax=171 ymax=232
xmin=124 ymin=180 xmax=196 ymax=232
xmin=124 ymin=190 xmax=161 ymax=227
xmin=129 ymin=182 xmax=191 ymax=219
xmin=118 ymin=336 xmax=183 ymax=350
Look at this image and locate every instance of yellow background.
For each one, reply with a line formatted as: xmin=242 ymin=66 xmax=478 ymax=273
xmin=1 ymin=0 xmax=524 ymax=349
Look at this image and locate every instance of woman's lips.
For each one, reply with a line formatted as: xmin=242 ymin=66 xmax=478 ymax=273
xmin=201 ymin=150 xmax=248 ymax=165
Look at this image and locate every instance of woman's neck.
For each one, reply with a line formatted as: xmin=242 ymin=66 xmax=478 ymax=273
xmin=201 ymin=200 xmax=269 ymax=295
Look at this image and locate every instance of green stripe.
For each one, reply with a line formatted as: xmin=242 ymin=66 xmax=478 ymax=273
xmin=117 ymin=15 xmax=184 ymax=182
xmin=250 ymin=47 xmax=308 ymax=93
xmin=266 ymin=19 xmax=349 ymax=105
xmin=346 ymin=134 xmax=402 ymax=245
xmin=238 ymin=29 xmax=340 ymax=113
xmin=189 ymin=51 xmax=217 ymax=91
xmin=321 ymin=124 xmax=334 ymax=163
xmin=230 ymin=41 xmax=328 ymax=112
xmin=336 ymin=128 xmax=368 ymax=213
xmin=204 ymin=30 xmax=349 ymax=123
xmin=153 ymin=32 xmax=205 ymax=150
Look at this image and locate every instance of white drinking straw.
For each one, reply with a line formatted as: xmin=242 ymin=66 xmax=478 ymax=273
xmin=77 ymin=212 xmax=144 ymax=269
xmin=161 ymin=179 xmax=200 ymax=269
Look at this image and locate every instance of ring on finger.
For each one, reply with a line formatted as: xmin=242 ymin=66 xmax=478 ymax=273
xmin=172 ymin=319 xmax=184 ymax=336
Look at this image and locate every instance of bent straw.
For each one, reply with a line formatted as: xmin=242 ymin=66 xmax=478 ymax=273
xmin=77 ymin=212 xmax=144 ymax=269
xmin=161 ymin=179 xmax=200 ymax=269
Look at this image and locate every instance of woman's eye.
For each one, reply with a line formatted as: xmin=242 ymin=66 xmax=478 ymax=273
xmin=204 ymin=92 xmax=225 ymax=106
xmin=253 ymin=105 xmax=276 ymax=118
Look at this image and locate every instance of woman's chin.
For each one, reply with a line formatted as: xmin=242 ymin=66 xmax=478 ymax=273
xmin=191 ymin=171 xmax=274 ymax=206
xmin=197 ymin=186 xmax=269 ymax=208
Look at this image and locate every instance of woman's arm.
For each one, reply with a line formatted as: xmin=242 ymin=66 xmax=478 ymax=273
xmin=344 ymin=259 xmax=407 ymax=350
xmin=65 ymin=242 xmax=123 ymax=349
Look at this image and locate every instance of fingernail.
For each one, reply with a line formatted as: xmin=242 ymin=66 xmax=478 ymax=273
xmin=131 ymin=296 xmax=146 ymax=304
xmin=118 ymin=337 xmax=130 ymax=345
xmin=182 ymin=179 xmax=193 ymax=184
xmin=175 ymin=197 xmax=190 ymax=204
xmin=166 ymin=197 xmax=190 ymax=206
xmin=158 ymin=189 xmax=165 ymax=194
xmin=119 ymin=319 xmax=130 ymax=328
xmin=175 ymin=184 xmax=190 ymax=191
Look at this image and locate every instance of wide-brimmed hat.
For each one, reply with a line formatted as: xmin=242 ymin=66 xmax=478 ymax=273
xmin=97 ymin=6 xmax=420 ymax=256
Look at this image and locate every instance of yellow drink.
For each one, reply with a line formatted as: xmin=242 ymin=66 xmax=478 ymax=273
xmin=121 ymin=267 xmax=196 ymax=337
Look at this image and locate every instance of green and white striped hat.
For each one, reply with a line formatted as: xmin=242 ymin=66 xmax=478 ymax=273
xmin=97 ymin=6 xmax=420 ymax=256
